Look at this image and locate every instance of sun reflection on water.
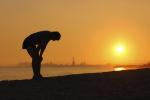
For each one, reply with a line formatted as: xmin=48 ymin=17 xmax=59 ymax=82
xmin=114 ymin=67 xmax=126 ymax=71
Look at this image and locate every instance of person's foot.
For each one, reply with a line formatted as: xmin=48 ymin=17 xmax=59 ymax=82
xmin=38 ymin=74 xmax=44 ymax=80
xmin=32 ymin=75 xmax=44 ymax=80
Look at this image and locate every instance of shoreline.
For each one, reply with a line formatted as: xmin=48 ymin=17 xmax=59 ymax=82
xmin=0 ymin=68 xmax=150 ymax=99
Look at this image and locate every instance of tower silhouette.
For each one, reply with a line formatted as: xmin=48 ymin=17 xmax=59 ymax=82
xmin=72 ymin=56 xmax=75 ymax=66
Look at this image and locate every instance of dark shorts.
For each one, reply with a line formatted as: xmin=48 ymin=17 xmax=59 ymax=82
xmin=26 ymin=46 xmax=40 ymax=59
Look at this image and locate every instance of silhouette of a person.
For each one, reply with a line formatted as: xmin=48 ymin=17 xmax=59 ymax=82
xmin=22 ymin=30 xmax=61 ymax=80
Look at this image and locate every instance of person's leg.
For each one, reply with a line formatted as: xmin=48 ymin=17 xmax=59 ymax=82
xmin=32 ymin=56 xmax=40 ymax=79
xmin=34 ymin=48 xmax=43 ymax=79
xmin=26 ymin=46 xmax=43 ymax=79
xmin=36 ymin=57 xmax=43 ymax=78
xmin=33 ymin=55 xmax=43 ymax=78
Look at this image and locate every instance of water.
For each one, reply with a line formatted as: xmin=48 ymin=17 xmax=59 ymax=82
xmin=0 ymin=65 xmax=113 ymax=81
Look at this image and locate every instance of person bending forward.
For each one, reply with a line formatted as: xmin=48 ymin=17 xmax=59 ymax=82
xmin=22 ymin=30 xmax=61 ymax=80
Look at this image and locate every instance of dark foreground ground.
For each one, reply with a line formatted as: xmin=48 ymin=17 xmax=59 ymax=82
xmin=0 ymin=68 xmax=150 ymax=100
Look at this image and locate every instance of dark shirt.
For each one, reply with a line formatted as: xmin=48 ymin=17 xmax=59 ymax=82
xmin=22 ymin=31 xmax=51 ymax=49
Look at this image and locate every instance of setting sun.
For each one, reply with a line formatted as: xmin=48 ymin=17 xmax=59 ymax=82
xmin=115 ymin=44 xmax=125 ymax=55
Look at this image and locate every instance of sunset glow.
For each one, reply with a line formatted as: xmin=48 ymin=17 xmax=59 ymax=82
xmin=0 ymin=0 xmax=150 ymax=66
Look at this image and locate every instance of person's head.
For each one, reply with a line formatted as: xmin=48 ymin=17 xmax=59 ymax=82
xmin=51 ymin=31 xmax=61 ymax=41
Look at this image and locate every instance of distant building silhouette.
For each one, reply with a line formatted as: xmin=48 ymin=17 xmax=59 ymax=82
xmin=72 ymin=56 xmax=75 ymax=66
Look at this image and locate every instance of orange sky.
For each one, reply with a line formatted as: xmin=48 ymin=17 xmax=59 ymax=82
xmin=0 ymin=0 xmax=150 ymax=66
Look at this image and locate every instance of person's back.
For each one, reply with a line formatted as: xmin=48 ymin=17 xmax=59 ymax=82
xmin=22 ymin=31 xmax=51 ymax=49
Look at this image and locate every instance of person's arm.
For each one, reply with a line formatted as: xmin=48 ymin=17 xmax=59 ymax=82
xmin=39 ymin=43 xmax=47 ymax=57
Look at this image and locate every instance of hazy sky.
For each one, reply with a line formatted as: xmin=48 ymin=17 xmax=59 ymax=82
xmin=0 ymin=0 xmax=150 ymax=66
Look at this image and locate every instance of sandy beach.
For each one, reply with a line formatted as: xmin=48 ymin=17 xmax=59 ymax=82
xmin=0 ymin=68 xmax=150 ymax=100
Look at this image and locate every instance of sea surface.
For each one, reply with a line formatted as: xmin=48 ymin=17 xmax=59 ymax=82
xmin=0 ymin=65 xmax=113 ymax=81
